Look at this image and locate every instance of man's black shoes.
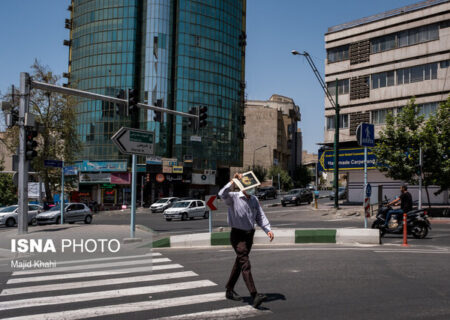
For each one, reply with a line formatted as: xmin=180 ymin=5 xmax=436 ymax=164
xmin=226 ymin=289 xmax=243 ymax=301
xmin=252 ymin=293 xmax=267 ymax=308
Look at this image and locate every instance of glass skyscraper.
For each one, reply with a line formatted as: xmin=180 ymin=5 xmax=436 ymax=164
xmin=68 ymin=0 xmax=246 ymax=173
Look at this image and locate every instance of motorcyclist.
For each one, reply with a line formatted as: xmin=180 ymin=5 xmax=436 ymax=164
xmin=384 ymin=184 xmax=413 ymax=227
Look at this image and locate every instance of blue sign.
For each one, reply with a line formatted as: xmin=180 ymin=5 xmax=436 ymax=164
xmin=318 ymin=148 xmax=378 ymax=172
xmin=366 ymin=183 xmax=372 ymax=198
xmin=63 ymin=166 xmax=78 ymax=176
xmin=75 ymin=160 xmax=127 ymax=172
xmin=359 ymin=123 xmax=375 ymax=147
xmin=44 ymin=160 xmax=63 ymax=168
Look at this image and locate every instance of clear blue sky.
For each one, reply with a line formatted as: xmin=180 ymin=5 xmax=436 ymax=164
xmin=0 ymin=0 xmax=419 ymax=152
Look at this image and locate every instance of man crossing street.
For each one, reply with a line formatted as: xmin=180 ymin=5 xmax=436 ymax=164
xmin=218 ymin=173 xmax=274 ymax=308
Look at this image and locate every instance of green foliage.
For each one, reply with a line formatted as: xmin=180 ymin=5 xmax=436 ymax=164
xmin=420 ymin=97 xmax=450 ymax=194
xmin=268 ymin=166 xmax=293 ymax=191
xmin=292 ymin=165 xmax=313 ymax=188
xmin=0 ymin=158 xmax=17 ymax=206
xmin=247 ymin=165 xmax=268 ymax=182
xmin=374 ymin=97 xmax=450 ymax=195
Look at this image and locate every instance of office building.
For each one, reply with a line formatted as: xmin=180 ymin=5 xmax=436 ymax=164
xmin=324 ymin=0 xmax=449 ymax=203
xmin=65 ymin=0 xmax=246 ymax=204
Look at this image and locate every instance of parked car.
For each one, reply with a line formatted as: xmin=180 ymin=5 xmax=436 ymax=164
xmin=0 ymin=204 xmax=43 ymax=227
xmin=164 ymin=200 xmax=208 ymax=221
xmin=150 ymin=197 xmax=180 ymax=213
xmin=281 ymin=189 xmax=313 ymax=206
xmin=306 ymin=184 xmax=315 ymax=191
xmin=36 ymin=202 xmax=92 ymax=225
xmin=256 ymin=186 xmax=277 ymax=200
xmin=329 ymin=187 xmax=347 ymax=200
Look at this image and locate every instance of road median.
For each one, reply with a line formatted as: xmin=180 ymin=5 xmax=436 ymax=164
xmin=152 ymin=228 xmax=380 ymax=248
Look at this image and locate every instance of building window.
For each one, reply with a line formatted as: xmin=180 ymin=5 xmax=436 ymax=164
xmin=371 ymin=23 xmax=439 ymax=54
xmin=418 ymin=102 xmax=439 ymax=118
xmin=371 ymin=109 xmax=391 ymax=124
xmin=326 ymin=114 xmax=348 ymax=130
xmin=371 ymin=71 xmax=395 ymax=89
xmin=327 ymin=45 xmax=349 ymax=63
xmin=397 ymin=62 xmax=438 ymax=85
xmin=327 ymin=79 xmax=349 ymax=96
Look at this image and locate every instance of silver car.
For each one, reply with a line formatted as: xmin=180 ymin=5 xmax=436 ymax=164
xmin=164 ymin=200 xmax=209 ymax=221
xmin=150 ymin=197 xmax=180 ymax=213
xmin=0 ymin=205 xmax=43 ymax=227
xmin=36 ymin=203 xmax=92 ymax=225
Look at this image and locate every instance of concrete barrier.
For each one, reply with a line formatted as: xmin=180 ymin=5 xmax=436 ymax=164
xmin=152 ymin=228 xmax=380 ymax=248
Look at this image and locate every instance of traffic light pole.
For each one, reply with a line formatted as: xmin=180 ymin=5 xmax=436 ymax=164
xmin=13 ymin=73 xmax=199 ymax=235
xmin=18 ymin=72 xmax=30 ymax=234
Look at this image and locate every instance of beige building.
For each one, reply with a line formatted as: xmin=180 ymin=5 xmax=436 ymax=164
xmin=231 ymin=94 xmax=301 ymax=179
xmin=324 ymin=0 xmax=449 ymax=203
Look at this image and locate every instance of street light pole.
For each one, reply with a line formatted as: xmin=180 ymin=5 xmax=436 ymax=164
xmin=253 ymin=145 xmax=267 ymax=168
xmin=291 ymin=50 xmax=340 ymax=208
xmin=334 ymin=79 xmax=340 ymax=209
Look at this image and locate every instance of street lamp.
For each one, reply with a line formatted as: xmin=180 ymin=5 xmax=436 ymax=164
xmin=253 ymin=145 xmax=267 ymax=168
xmin=292 ymin=49 xmax=341 ymax=209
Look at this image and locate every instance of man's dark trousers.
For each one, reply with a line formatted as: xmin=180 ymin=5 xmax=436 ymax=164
xmin=226 ymin=228 xmax=257 ymax=295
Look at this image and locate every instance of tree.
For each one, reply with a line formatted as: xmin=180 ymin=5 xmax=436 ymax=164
xmin=0 ymin=158 xmax=17 ymax=206
xmin=268 ymin=166 xmax=293 ymax=191
xmin=2 ymin=60 xmax=81 ymax=202
xmin=292 ymin=164 xmax=312 ymax=188
xmin=419 ymin=97 xmax=450 ymax=196
xmin=374 ymin=97 xmax=450 ymax=207
xmin=247 ymin=165 xmax=267 ymax=183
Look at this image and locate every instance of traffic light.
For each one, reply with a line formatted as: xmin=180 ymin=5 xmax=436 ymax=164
xmin=25 ymin=129 xmax=38 ymax=160
xmin=199 ymin=106 xmax=208 ymax=128
xmin=188 ymin=107 xmax=197 ymax=129
xmin=146 ymin=173 xmax=150 ymax=183
xmin=128 ymin=88 xmax=138 ymax=114
xmin=154 ymin=99 xmax=163 ymax=123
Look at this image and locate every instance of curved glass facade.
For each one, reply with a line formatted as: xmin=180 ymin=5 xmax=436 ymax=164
xmin=70 ymin=0 xmax=140 ymax=160
xmin=70 ymin=0 xmax=246 ymax=169
xmin=172 ymin=0 xmax=245 ymax=169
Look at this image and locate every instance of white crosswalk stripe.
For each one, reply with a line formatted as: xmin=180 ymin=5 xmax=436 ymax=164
xmin=13 ymin=257 xmax=170 ymax=275
xmin=0 ymin=252 xmax=269 ymax=319
xmin=7 ymin=263 xmax=184 ymax=284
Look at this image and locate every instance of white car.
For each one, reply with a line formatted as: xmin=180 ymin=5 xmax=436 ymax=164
xmin=163 ymin=200 xmax=209 ymax=221
xmin=150 ymin=197 xmax=180 ymax=213
xmin=0 ymin=204 xmax=43 ymax=227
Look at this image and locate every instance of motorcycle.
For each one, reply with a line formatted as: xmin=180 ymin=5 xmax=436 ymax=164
xmin=371 ymin=198 xmax=431 ymax=239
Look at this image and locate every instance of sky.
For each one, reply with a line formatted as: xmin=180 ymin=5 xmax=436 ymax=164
xmin=0 ymin=0 xmax=420 ymax=152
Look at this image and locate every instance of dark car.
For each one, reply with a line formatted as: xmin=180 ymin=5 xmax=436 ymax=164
xmin=329 ymin=187 xmax=347 ymax=200
xmin=256 ymin=186 xmax=277 ymax=200
xmin=281 ymin=188 xmax=313 ymax=206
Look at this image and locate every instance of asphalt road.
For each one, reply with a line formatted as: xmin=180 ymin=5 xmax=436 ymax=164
xmin=90 ymin=198 xmax=450 ymax=247
xmin=0 ymin=244 xmax=448 ymax=319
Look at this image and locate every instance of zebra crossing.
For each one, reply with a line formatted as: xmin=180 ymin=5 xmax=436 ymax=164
xmin=0 ymin=251 xmax=271 ymax=319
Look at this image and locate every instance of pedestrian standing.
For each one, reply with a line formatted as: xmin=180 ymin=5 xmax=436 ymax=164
xmin=218 ymin=173 xmax=274 ymax=308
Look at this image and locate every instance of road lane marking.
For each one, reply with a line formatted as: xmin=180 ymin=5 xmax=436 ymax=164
xmin=7 ymin=263 xmax=184 ymax=284
xmin=12 ymin=257 xmax=170 ymax=276
xmin=4 ymin=292 xmax=226 ymax=320
xmin=1 ymin=271 xmax=198 ymax=296
xmin=152 ymin=305 xmax=271 ymax=319
xmin=0 ymin=280 xmax=217 ymax=311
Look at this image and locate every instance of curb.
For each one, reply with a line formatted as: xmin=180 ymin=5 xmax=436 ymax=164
xmin=151 ymin=228 xmax=380 ymax=248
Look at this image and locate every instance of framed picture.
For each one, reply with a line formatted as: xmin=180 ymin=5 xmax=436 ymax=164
xmin=232 ymin=171 xmax=261 ymax=191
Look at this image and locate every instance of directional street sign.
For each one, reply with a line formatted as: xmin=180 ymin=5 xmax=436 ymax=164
xmin=206 ymin=195 xmax=217 ymax=211
xmin=63 ymin=166 xmax=78 ymax=176
xmin=366 ymin=183 xmax=372 ymax=198
xmin=44 ymin=159 xmax=63 ymax=168
xmin=111 ymin=127 xmax=155 ymax=156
